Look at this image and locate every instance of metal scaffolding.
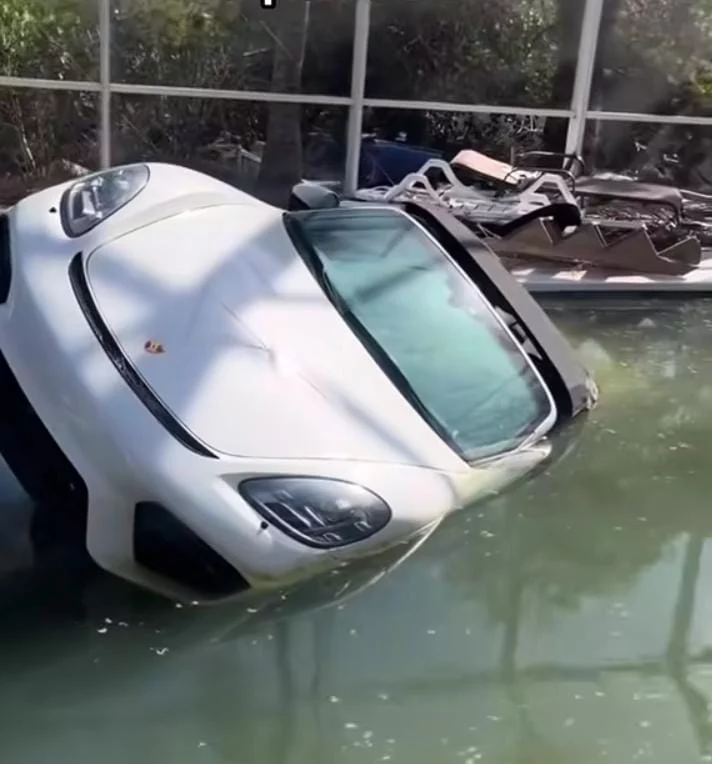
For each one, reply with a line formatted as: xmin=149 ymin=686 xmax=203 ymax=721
xmin=1 ymin=0 xmax=712 ymax=194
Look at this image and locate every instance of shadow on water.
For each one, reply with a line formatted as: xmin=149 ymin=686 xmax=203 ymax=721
xmin=3 ymin=300 xmax=712 ymax=762
xmin=0 ymin=465 xmax=436 ymax=763
xmin=426 ymin=299 xmax=712 ymax=762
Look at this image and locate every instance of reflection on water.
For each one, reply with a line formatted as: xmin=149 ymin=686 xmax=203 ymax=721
xmin=4 ymin=299 xmax=712 ymax=762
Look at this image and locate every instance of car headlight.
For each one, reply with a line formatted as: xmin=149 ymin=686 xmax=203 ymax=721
xmin=60 ymin=164 xmax=150 ymax=237
xmin=238 ymin=477 xmax=392 ymax=549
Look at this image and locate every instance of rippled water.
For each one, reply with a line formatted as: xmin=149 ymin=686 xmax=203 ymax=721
xmin=3 ymin=298 xmax=712 ymax=763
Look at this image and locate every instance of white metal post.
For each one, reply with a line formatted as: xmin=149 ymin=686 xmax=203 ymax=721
xmin=343 ymin=0 xmax=371 ymax=195
xmin=99 ymin=0 xmax=112 ymax=168
xmin=564 ymin=0 xmax=605 ymax=156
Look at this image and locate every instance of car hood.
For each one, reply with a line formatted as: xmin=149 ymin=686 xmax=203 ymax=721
xmin=84 ymin=203 xmax=464 ymax=470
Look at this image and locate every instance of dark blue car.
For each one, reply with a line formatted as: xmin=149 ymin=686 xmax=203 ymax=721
xmin=303 ymin=132 xmax=444 ymax=189
xmin=358 ymin=137 xmax=443 ymax=187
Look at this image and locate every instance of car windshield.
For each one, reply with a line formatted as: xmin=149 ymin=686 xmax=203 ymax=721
xmin=285 ymin=207 xmax=555 ymax=462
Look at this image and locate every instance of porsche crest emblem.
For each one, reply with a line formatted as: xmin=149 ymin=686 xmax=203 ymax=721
xmin=144 ymin=340 xmax=165 ymax=354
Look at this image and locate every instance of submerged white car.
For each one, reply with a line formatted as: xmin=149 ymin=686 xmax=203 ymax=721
xmin=0 ymin=163 xmax=596 ymax=601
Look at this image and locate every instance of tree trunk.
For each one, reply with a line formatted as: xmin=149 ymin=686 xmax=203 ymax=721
xmin=256 ymin=0 xmax=310 ymax=207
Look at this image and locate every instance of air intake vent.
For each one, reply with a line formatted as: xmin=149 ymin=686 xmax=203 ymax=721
xmin=133 ymin=502 xmax=250 ymax=598
xmin=0 ymin=214 xmax=11 ymax=304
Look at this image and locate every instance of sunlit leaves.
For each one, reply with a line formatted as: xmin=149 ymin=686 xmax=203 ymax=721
xmin=0 ymin=0 xmax=98 ymax=79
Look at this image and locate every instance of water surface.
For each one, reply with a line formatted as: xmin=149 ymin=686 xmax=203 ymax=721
xmin=2 ymin=299 xmax=712 ymax=763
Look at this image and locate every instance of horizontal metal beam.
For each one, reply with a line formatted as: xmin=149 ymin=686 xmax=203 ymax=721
xmin=0 ymin=78 xmax=574 ymax=117
xmin=4 ymin=75 xmax=712 ymax=128
xmin=0 ymin=76 xmax=351 ymax=106
xmin=363 ymin=97 xmax=573 ymax=118
xmin=586 ymin=110 xmax=712 ymax=126
xmin=108 ymin=82 xmax=352 ymax=106
xmin=0 ymin=76 xmax=102 ymax=92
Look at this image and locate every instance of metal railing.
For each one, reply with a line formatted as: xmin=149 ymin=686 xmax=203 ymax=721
xmin=2 ymin=0 xmax=712 ymax=194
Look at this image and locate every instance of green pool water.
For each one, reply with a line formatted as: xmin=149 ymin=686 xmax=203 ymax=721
xmin=1 ymin=298 xmax=712 ymax=764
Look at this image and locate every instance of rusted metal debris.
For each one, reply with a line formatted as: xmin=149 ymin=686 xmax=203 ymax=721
xmin=485 ymin=218 xmax=701 ymax=276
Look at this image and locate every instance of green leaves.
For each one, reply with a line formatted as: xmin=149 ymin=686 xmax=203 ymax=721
xmin=0 ymin=0 xmax=98 ymax=79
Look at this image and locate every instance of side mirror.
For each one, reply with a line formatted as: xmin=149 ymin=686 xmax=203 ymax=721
xmin=288 ymin=182 xmax=340 ymax=211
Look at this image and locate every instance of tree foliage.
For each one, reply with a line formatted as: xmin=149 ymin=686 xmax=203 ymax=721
xmin=0 ymin=0 xmax=711 ymax=200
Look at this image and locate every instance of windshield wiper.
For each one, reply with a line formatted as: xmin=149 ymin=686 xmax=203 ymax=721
xmin=318 ymin=267 xmax=352 ymax=318
xmin=284 ymin=213 xmax=459 ymax=456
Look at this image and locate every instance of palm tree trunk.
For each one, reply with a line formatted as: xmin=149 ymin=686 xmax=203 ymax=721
xmin=256 ymin=0 xmax=311 ymax=207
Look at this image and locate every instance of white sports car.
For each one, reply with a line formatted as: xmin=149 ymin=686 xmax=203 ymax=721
xmin=0 ymin=163 xmax=596 ymax=602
